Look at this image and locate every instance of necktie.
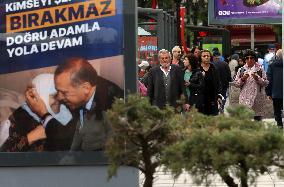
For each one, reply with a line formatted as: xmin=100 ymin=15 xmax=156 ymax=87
xmin=80 ymin=108 xmax=87 ymax=129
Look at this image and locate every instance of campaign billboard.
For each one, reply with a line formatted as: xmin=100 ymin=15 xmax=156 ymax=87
xmin=208 ymin=0 xmax=282 ymax=24
xmin=0 ymin=0 xmax=137 ymax=165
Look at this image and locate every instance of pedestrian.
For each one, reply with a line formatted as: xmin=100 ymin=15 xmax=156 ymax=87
xmin=263 ymin=44 xmax=276 ymax=72
xmin=266 ymin=49 xmax=283 ymax=128
xmin=212 ymin=51 xmax=232 ymax=112
xmin=171 ymin=46 xmax=184 ymax=68
xmin=138 ymin=60 xmax=150 ymax=80
xmin=147 ymin=49 xmax=184 ymax=109
xmin=229 ymin=54 xmax=239 ymax=79
xmin=235 ymin=57 xmax=244 ymax=78
xmin=199 ymin=49 xmax=223 ymax=115
xmin=183 ymin=54 xmax=204 ymax=112
xmin=191 ymin=46 xmax=202 ymax=60
xmin=234 ymin=50 xmax=268 ymax=121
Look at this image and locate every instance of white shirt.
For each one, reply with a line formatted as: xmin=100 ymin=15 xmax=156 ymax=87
xmin=160 ymin=65 xmax=171 ymax=77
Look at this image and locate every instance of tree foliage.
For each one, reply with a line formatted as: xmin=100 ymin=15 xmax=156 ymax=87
xmin=162 ymin=105 xmax=284 ymax=187
xmin=106 ymin=94 xmax=284 ymax=187
xmin=106 ymin=94 xmax=181 ymax=187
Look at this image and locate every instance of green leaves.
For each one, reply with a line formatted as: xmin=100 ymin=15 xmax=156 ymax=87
xmin=163 ymin=105 xmax=284 ymax=187
xmin=106 ymin=95 xmax=284 ymax=187
xmin=106 ymin=94 xmax=179 ymax=184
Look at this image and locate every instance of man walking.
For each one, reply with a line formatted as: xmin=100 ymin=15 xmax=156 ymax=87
xmin=212 ymin=51 xmax=231 ymax=112
xmin=147 ymin=49 xmax=184 ymax=109
xmin=266 ymin=49 xmax=283 ymax=128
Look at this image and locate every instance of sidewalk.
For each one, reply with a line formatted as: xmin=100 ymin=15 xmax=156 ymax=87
xmin=139 ymin=117 xmax=284 ymax=187
xmin=140 ymin=89 xmax=283 ymax=187
xmin=140 ymin=165 xmax=284 ymax=187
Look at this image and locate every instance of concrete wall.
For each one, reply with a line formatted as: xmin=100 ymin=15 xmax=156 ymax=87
xmin=0 ymin=166 xmax=139 ymax=187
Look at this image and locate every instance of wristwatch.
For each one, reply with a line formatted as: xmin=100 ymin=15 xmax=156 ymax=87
xmin=41 ymin=112 xmax=51 ymax=124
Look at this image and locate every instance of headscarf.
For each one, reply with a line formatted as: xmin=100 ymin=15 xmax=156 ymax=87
xmin=22 ymin=74 xmax=72 ymax=126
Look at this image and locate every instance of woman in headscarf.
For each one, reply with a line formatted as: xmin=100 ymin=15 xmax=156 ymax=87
xmin=234 ymin=50 xmax=268 ymax=121
xmin=0 ymin=74 xmax=76 ymax=152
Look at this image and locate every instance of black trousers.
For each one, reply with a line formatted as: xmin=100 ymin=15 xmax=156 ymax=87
xmin=273 ymin=98 xmax=283 ymax=127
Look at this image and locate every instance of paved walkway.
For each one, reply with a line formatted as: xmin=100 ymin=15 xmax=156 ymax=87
xmin=140 ymin=93 xmax=284 ymax=186
xmin=140 ymin=165 xmax=284 ymax=187
xmin=139 ymin=118 xmax=284 ymax=187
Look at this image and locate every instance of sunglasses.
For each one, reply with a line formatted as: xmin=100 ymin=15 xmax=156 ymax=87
xmin=245 ymin=56 xmax=255 ymax=60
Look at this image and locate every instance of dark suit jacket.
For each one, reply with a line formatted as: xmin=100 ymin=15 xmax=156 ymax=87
xmin=45 ymin=113 xmax=77 ymax=151
xmin=213 ymin=60 xmax=232 ymax=94
xmin=70 ymin=76 xmax=124 ymax=151
xmin=183 ymin=68 xmax=205 ymax=111
xmin=147 ymin=65 xmax=184 ymax=108
xmin=1 ymin=107 xmax=76 ymax=152
xmin=266 ymin=57 xmax=283 ymax=99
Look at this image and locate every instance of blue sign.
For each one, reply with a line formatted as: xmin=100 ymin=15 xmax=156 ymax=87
xmin=0 ymin=0 xmax=123 ymax=74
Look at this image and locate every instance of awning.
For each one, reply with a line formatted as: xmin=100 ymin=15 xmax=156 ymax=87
xmin=231 ymin=34 xmax=276 ymax=44
xmin=138 ymin=27 xmax=151 ymax=36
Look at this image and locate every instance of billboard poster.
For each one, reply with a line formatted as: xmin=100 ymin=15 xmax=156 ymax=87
xmin=137 ymin=36 xmax=158 ymax=65
xmin=215 ymin=0 xmax=282 ymax=19
xmin=209 ymin=0 xmax=282 ymax=24
xmin=202 ymin=43 xmax=223 ymax=55
xmin=0 ymin=0 xmax=136 ymax=165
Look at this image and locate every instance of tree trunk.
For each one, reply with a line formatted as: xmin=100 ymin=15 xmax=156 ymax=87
xmin=176 ymin=0 xmax=181 ymax=46
xmin=240 ymin=161 xmax=249 ymax=187
xmin=143 ymin=171 xmax=154 ymax=187
xmin=142 ymin=139 xmax=155 ymax=187
xmin=218 ymin=170 xmax=238 ymax=187
xmin=191 ymin=3 xmax=198 ymax=45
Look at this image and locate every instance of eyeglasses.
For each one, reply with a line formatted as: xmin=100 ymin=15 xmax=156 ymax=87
xmin=245 ymin=56 xmax=255 ymax=60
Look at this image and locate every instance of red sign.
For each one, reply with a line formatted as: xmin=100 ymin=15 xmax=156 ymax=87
xmin=180 ymin=7 xmax=188 ymax=54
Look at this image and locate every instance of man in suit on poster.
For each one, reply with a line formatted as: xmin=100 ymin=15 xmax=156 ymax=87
xmin=26 ymin=57 xmax=124 ymax=151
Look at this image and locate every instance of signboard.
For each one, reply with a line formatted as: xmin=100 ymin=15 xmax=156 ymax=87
xmin=0 ymin=0 xmax=136 ymax=165
xmin=137 ymin=36 xmax=158 ymax=65
xmin=208 ymin=0 xmax=282 ymax=25
xmin=202 ymin=43 xmax=223 ymax=55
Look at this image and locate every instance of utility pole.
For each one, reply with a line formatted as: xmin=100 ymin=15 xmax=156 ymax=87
xmin=176 ymin=0 xmax=182 ymax=46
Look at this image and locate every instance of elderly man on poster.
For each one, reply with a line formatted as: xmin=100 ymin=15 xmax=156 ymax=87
xmin=26 ymin=57 xmax=123 ymax=151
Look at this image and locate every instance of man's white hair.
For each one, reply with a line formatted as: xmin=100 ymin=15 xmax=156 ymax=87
xmin=158 ymin=49 xmax=171 ymax=59
xmin=172 ymin=46 xmax=181 ymax=53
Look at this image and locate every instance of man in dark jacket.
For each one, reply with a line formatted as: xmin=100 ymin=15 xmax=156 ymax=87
xmin=147 ymin=49 xmax=184 ymax=109
xmin=266 ymin=49 xmax=283 ymax=128
xmin=212 ymin=51 xmax=232 ymax=112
